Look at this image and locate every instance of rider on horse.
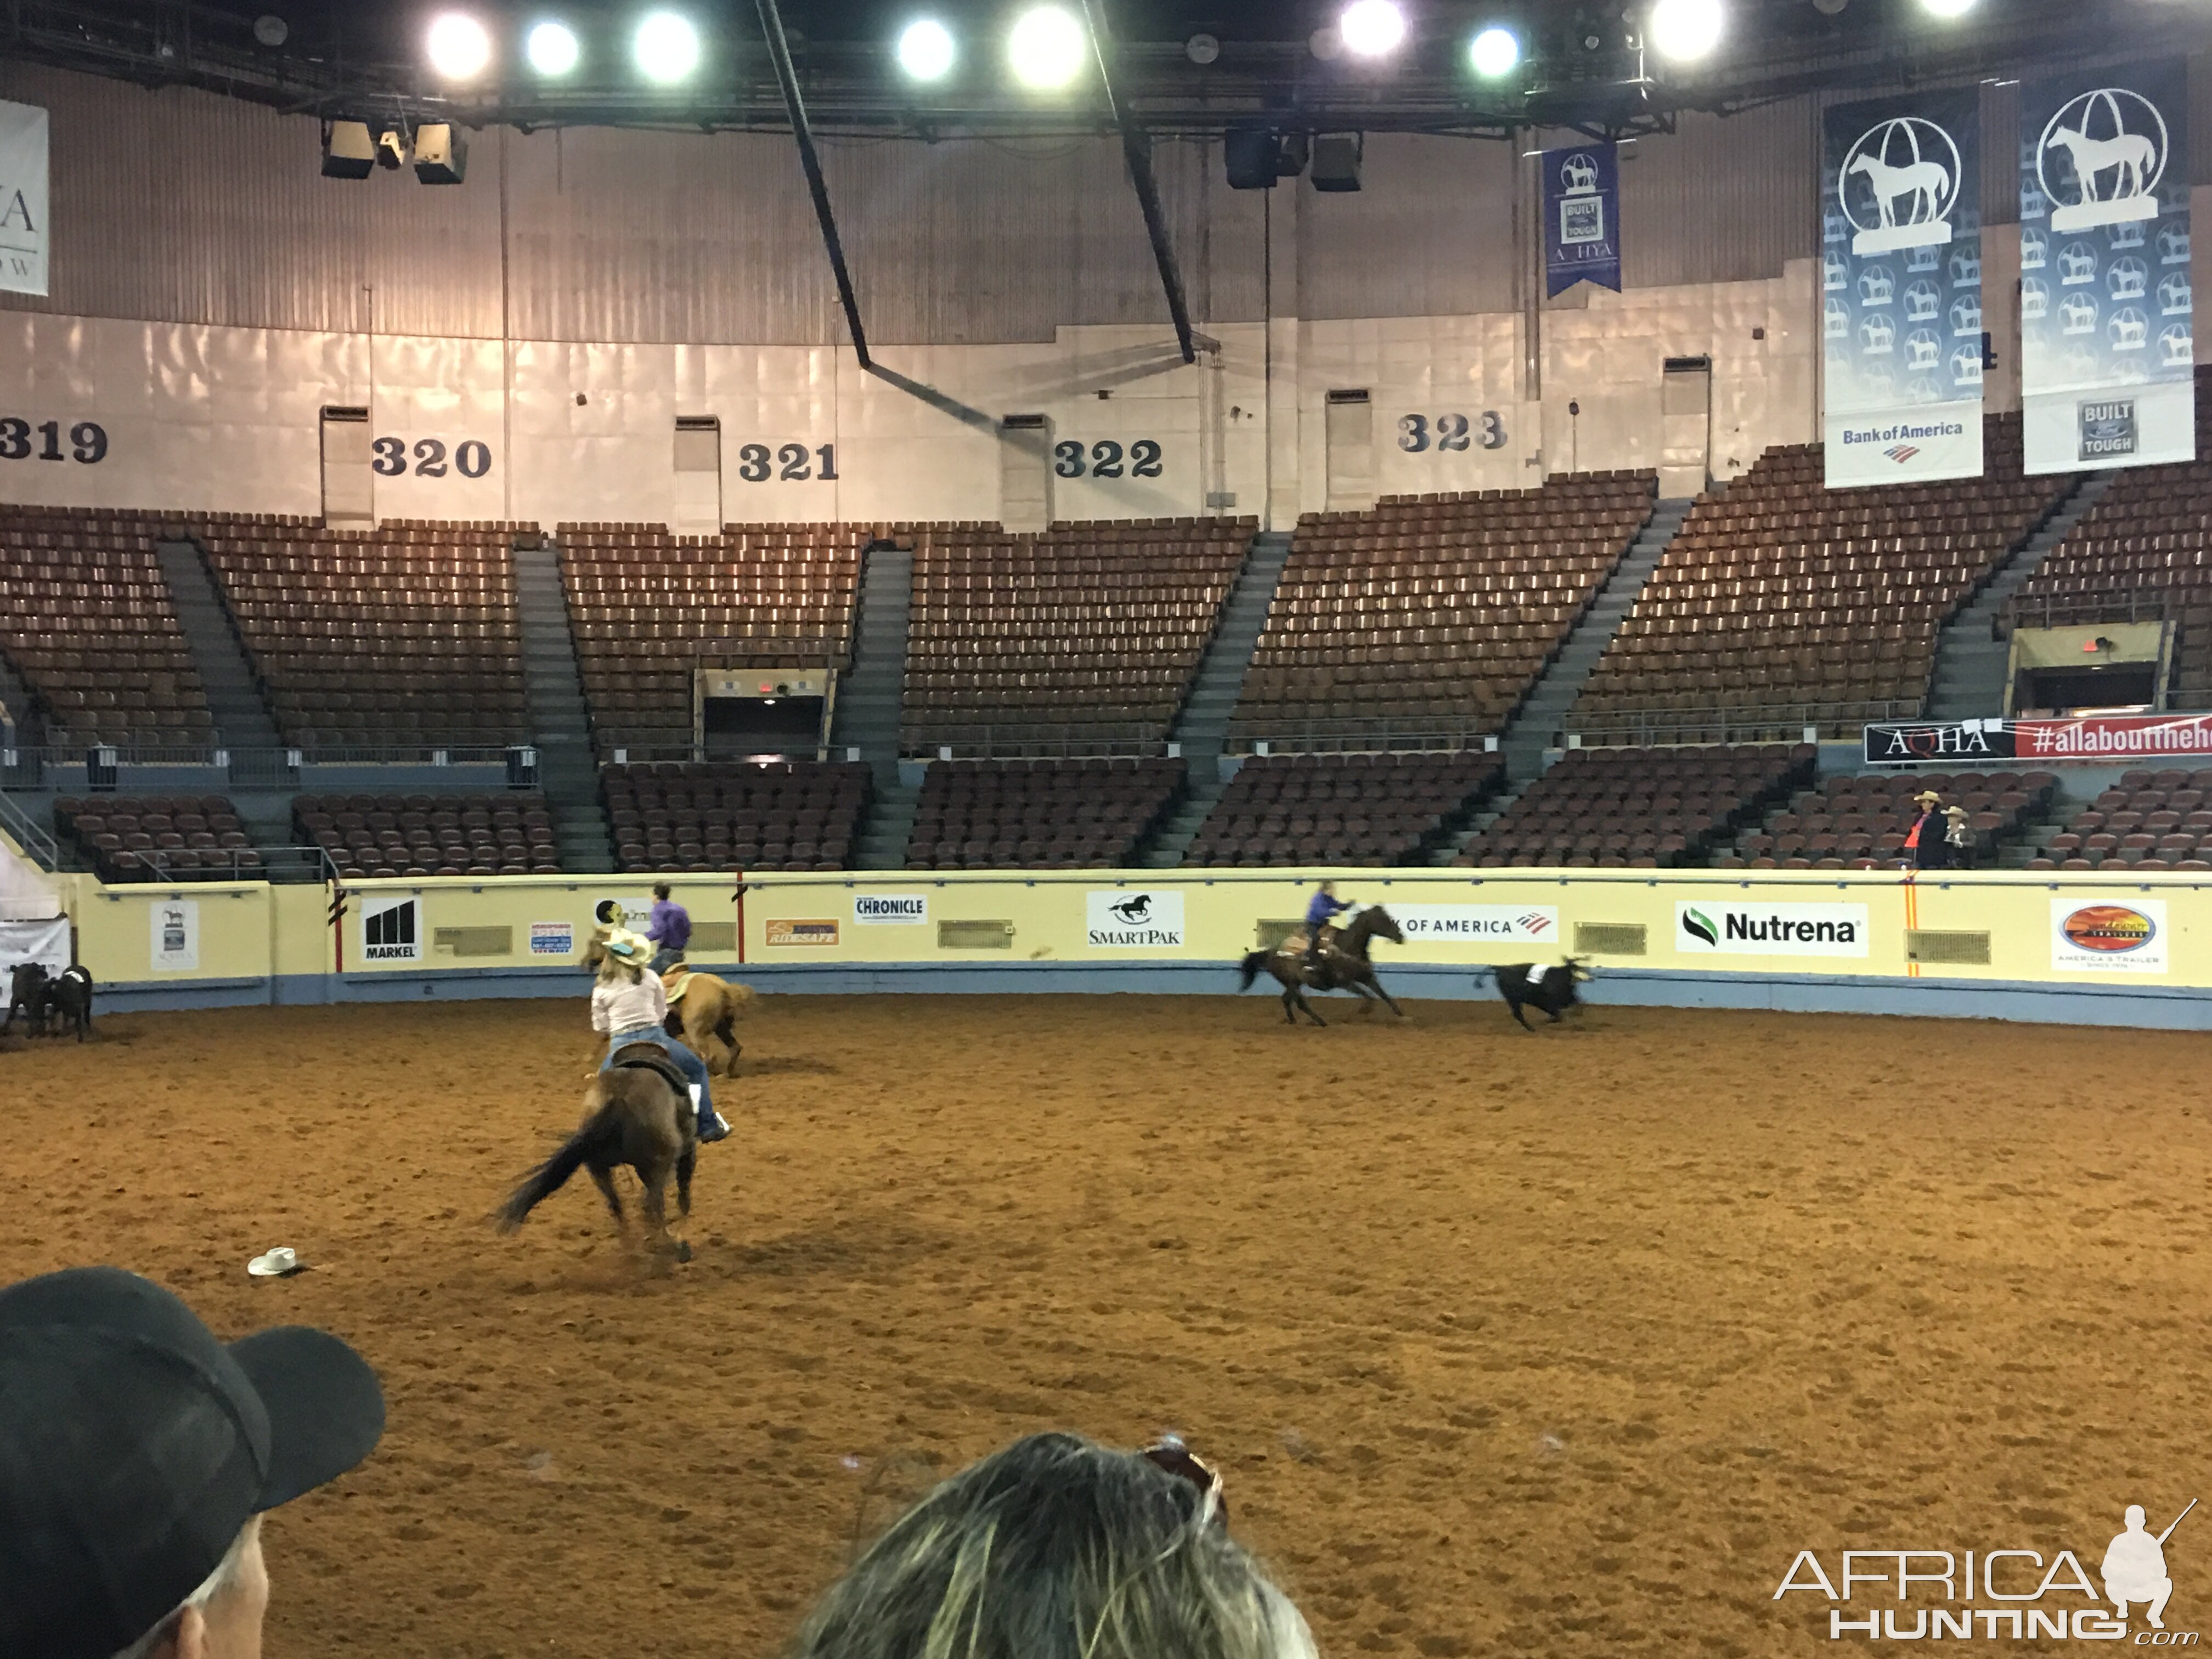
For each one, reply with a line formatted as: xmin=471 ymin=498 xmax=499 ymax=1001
xmin=1302 ymin=881 xmax=1353 ymax=980
xmin=645 ymin=882 xmax=690 ymax=975
xmin=592 ymin=930 xmax=730 ymax=1142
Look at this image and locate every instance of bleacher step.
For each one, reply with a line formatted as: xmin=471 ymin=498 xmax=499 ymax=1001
xmin=514 ymin=543 xmax=615 ymax=874
xmin=832 ymin=542 xmax=913 ymax=788
xmin=1165 ymin=530 xmax=1291 ymax=765
xmin=156 ymin=539 xmax=284 ymax=752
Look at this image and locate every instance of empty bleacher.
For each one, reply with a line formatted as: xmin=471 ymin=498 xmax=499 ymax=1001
xmin=1718 ymin=769 xmax=2055 ymax=869
xmin=53 ymin=793 xmax=257 ymax=882
xmin=196 ymin=516 xmax=532 ymax=748
xmin=558 ymin=522 xmax=863 ymax=754
xmin=1181 ymin=751 xmax=1503 ymax=867
xmin=1573 ymin=416 xmax=2070 ymax=740
xmin=899 ymin=518 xmax=1253 ymax=754
xmin=601 ymin=759 xmax=870 ymax=873
xmin=1453 ymin=744 xmax=1812 ymax=867
xmin=905 ymin=758 xmax=1184 ymax=869
xmin=1228 ymin=472 xmax=1655 ymax=745
xmin=295 ymin=790 xmax=560 ymax=878
xmin=0 ymin=505 xmax=216 ymax=746
xmin=2032 ymin=768 xmax=2212 ymax=871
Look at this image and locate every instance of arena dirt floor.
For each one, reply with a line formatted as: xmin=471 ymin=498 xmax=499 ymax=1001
xmin=2 ymin=989 xmax=2206 ymax=1657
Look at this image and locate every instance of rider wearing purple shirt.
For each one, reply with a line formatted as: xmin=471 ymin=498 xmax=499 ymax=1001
xmin=646 ymin=882 xmax=691 ymax=974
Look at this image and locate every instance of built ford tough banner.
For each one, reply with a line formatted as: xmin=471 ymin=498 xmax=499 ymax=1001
xmin=1821 ymin=89 xmax=1983 ymax=488
xmin=1866 ymin=714 xmax=2212 ymax=764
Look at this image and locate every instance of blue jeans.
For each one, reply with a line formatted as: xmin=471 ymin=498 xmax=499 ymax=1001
xmin=602 ymin=1027 xmax=716 ymax=1137
xmin=649 ymin=947 xmax=685 ymax=975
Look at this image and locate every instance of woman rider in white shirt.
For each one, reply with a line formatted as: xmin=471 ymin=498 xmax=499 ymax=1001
xmin=591 ymin=931 xmax=730 ymax=1142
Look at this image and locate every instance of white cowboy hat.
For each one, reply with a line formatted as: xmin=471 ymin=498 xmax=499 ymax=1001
xmin=246 ymin=1246 xmax=303 ymax=1278
xmin=600 ymin=928 xmax=652 ymax=962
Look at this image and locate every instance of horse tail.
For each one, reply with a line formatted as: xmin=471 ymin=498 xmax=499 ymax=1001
xmin=723 ymin=979 xmax=757 ymax=1009
xmin=496 ymin=1093 xmax=623 ymax=1233
xmin=1238 ymin=950 xmax=1270 ymax=991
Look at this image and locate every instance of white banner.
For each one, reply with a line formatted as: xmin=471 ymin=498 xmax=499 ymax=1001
xmin=1676 ymin=901 xmax=1870 ymax=957
xmin=0 ymin=916 xmax=68 ymax=974
xmin=1085 ymin=889 xmax=1184 ymax=950
xmin=1390 ymin=904 xmax=1561 ymax=945
xmin=360 ymin=895 xmax=423 ymax=963
xmin=853 ymin=893 xmax=929 ymax=926
xmin=2051 ymin=899 xmax=2167 ymax=973
xmin=150 ymin=899 xmax=199 ymax=972
xmin=0 ymin=100 xmax=47 ymax=297
xmin=1822 ymin=408 xmax=1984 ymax=487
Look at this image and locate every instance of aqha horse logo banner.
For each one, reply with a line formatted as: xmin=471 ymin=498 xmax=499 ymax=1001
xmin=1541 ymin=142 xmax=1620 ymax=297
xmin=1821 ymin=91 xmax=1984 ymax=489
xmin=0 ymin=100 xmax=47 ymax=297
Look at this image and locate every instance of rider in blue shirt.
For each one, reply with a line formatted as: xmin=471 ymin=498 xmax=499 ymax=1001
xmin=1304 ymin=881 xmax=1352 ymax=974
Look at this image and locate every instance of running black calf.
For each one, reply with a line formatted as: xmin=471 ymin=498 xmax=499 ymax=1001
xmin=7 ymin=963 xmax=93 ymax=1040
xmin=1486 ymin=958 xmax=1593 ymax=1031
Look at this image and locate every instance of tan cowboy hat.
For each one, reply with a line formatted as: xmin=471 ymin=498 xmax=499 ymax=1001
xmin=1913 ymin=791 xmax=1941 ymax=805
xmin=1944 ymin=805 xmax=1968 ymax=820
xmin=600 ymin=927 xmax=652 ymax=962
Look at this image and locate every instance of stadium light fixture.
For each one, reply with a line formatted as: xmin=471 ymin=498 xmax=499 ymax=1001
xmin=425 ymin=12 xmax=493 ymax=81
xmin=634 ymin=10 xmax=702 ymax=83
xmin=1468 ymin=25 xmax=1521 ymax=77
xmin=897 ymin=17 xmax=957 ymax=82
xmin=1006 ymin=5 xmax=1087 ymax=91
xmin=1339 ymin=0 xmax=1408 ymax=58
xmin=526 ymin=19 xmax=582 ymax=76
xmin=1918 ymin=0 xmax=1975 ymax=15
xmin=1647 ymin=0 xmax=1723 ymax=62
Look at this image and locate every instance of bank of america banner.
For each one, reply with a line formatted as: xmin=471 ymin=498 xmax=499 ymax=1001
xmin=1865 ymin=714 xmax=2212 ymax=764
xmin=0 ymin=100 xmax=47 ymax=297
xmin=2019 ymin=61 xmax=2193 ymax=475
xmin=1820 ymin=91 xmax=1983 ymax=488
xmin=1542 ymin=142 xmax=1621 ymax=298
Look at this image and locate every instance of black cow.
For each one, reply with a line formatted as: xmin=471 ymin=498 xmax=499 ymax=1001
xmin=1483 ymin=958 xmax=1593 ymax=1031
xmin=7 ymin=962 xmax=93 ymax=1041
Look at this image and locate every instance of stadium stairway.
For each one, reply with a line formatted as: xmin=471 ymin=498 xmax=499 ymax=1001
xmin=157 ymin=538 xmax=282 ymax=755
xmin=1143 ymin=531 xmax=1293 ymax=868
xmin=830 ymin=539 xmax=914 ymax=790
xmin=515 ymin=541 xmax=615 ymax=873
xmin=0 ymin=647 xmax=43 ymax=747
xmin=1924 ymin=473 xmax=2114 ymax=723
xmin=1492 ymin=498 xmax=1689 ymax=784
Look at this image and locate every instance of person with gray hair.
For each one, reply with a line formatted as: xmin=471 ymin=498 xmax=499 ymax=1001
xmin=788 ymin=1430 xmax=1320 ymax=1659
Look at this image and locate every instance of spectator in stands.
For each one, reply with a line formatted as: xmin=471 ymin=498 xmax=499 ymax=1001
xmin=1303 ymin=880 xmax=1353 ymax=973
xmin=787 ymin=1430 xmax=1319 ymax=1659
xmin=1904 ymin=790 xmax=1949 ymax=871
xmin=591 ymin=929 xmax=729 ymax=1142
xmin=645 ymin=881 xmax=691 ymax=974
xmin=1943 ymin=805 xmax=1973 ymax=865
xmin=0 ymin=1265 xmax=386 ymax=1659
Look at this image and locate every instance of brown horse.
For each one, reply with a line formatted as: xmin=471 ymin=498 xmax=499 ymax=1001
xmin=1237 ymin=903 xmax=1408 ymax=1026
xmin=581 ymin=935 xmax=755 ymax=1076
xmin=496 ymin=1043 xmax=698 ymax=1259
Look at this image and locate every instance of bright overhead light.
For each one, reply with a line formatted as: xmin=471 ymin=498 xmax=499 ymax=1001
xmin=425 ymin=12 xmax=492 ymax=81
xmin=1648 ymin=0 xmax=1723 ymax=61
xmin=1006 ymin=5 xmax=1087 ymax=91
xmin=1469 ymin=25 xmax=1521 ymax=76
xmin=634 ymin=10 xmax=701 ymax=83
xmin=897 ymin=18 xmax=956 ymax=81
xmin=526 ymin=20 xmax=582 ymax=76
xmin=1919 ymin=0 xmax=1975 ymax=15
xmin=1339 ymin=0 xmax=1407 ymax=58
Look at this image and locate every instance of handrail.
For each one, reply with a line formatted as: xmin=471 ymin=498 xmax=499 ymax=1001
xmin=899 ymin=725 xmax=1169 ymax=760
xmin=3 ymin=741 xmax=522 ymax=770
xmin=1564 ymin=699 xmax=1921 ymax=748
xmin=0 ymin=788 xmax=59 ymax=870
xmin=1225 ymin=722 xmax=1502 ymax=756
xmin=1999 ymin=589 xmax=2169 ymax=635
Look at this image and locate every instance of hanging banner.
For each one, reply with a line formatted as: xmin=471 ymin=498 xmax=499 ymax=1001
xmin=1865 ymin=713 xmax=2212 ymax=763
xmin=0 ymin=100 xmax=47 ymax=297
xmin=1542 ymin=142 xmax=1621 ymax=298
xmin=2019 ymin=61 xmax=2193 ymax=475
xmin=1820 ymin=91 xmax=1983 ymax=488
xmin=0 ymin=916 xmax=68 ymax=974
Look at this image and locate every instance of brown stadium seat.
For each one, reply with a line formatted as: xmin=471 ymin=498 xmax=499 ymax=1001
xmin=1454 ymin=743 xmax=1813 ymax=868
xmin=1571 ymin=413 xmax=2072 ymax=742
xmin=2022 ymin=765 xmax=2212 ymax=871
xmin=1181 ymin=750 xmax=1504 ymax=867
xmin=294 ymin=789 xmax=561 ymax=879
xmin=601 ymin=759 xmax=871 ymax=873
xmin=904 ymin=758 xmax=1184 ymax=869
xmin=1228 ymin=471 xmax=1656 ymax=745
xmin=557 ymin=521 xmax=863 ymax=758
xmin=896 ymin=517 xmax=1254 ymax=754
xmin=1731 ymin=768 xmax=2056 ymax=868
xmin=0 ymin=506 xmax=217 ymax=746
xmin=2004 ymin=368 xmax=2212 ymax=708
xmin=52 ymin=792 xmax=257 ymax=883
xmin=194 ymin=515 xmax=535 ymax=748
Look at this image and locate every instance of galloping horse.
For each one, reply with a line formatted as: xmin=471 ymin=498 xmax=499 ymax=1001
xmin=496 ymin=1042 xmax=698 ymax=1260
xmin=580 ymin=934 xmax=754 ymax=1075
xmin=1237 ymin=904 xmax=1407 ymax=1026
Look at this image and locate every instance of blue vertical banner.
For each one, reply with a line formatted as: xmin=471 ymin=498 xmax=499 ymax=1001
xmin=2019 ymin=60 xmax=2193 ymax=474
xmin=1820 ymin=91 xmax=1983 ymax=488
xmin=1542 ymin=142 xmax=1621 ymax=298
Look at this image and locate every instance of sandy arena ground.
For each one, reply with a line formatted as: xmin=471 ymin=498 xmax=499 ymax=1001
xmin=1 ymin=989 xmax=2207 ymax=1657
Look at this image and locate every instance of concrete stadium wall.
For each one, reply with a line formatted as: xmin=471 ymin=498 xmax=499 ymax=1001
xmin=54 ymin=864 xmax=2212 ymax=1030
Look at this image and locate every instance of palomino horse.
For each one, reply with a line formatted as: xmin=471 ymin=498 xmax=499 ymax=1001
xmin=581 ymin=935 xmax=755 ymax=1076
xmin=496 ymin=1043 xmax=697 ymax=1259
xmin=1237 ymin=904 xmax=1408 ymax=1026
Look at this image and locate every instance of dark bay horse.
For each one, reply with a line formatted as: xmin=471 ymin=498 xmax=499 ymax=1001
xmin=1237 ymin=904 xmax=1407 ymax=1026
xmin=496 ymin=1043 xmax=698 ymax=1261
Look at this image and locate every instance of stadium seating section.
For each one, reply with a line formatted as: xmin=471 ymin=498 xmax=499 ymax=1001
xmin=196 ymin=516 xmax=532 ymax=747
xmin=295 ymin=791 xmax=559 ymax=878
xmin=899 ymin=518 xmax=1253 ymax=753
xmin=1454 ymin=744 xmax=1812 ymax=867
xmin=558 ymin=523 xmax=863 ymax=754
xmin=53 ymin=793 xmax=257 ymax=882
xmin=1230 ymin=472 xmax=1654 ymax=743
xmin=906 ymin=758 xmax=1184 ymax=869
xmin=2032 ymin=768 xmax=2212 ymax=871
xmin=1717 ymin=769 xmax=2055 ymax=869
xmin=2004 ymin=371 xmax=2212 ymax=707
xmin=602 ymin=760 xmax=870 ymax=873
xmin=1182 ymin=751 xmax=1503 ymax=867
xmin=1574 ymin=416 xmax=2069 ymax=739
xmin=0 ymin=506 xmax=215 ymax=744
